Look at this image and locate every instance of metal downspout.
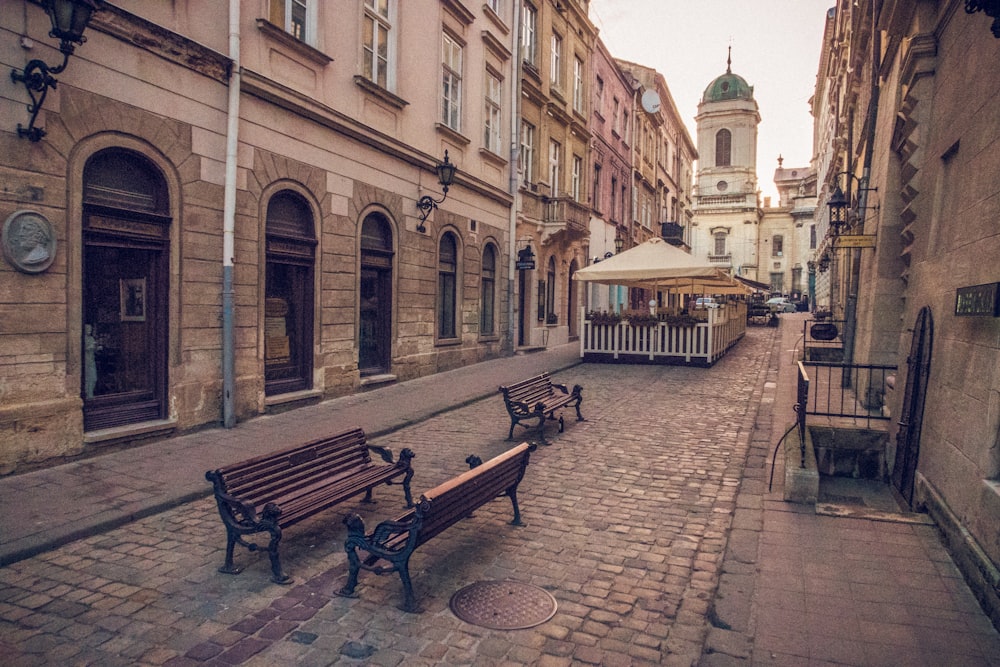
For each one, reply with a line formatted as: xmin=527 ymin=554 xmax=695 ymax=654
xmin=844 ymin=2 xmax=882 ymax=372
xmin=222 ymin=0 xmax=240 ymax=427
xmin=507 ymin=2 xmax=522 ymax=354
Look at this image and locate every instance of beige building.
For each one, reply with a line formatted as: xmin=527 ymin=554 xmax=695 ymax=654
xmin=1 ymin=1 xmax=516 ymax=472
xmin=813 ymin=0 xmax=1000 ymax=624
xmin=514 ymin=0 xmax=596 ymax=346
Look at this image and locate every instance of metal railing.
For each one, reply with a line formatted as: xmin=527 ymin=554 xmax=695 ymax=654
xmin=799 ymin=361 xmax=896 ymax=428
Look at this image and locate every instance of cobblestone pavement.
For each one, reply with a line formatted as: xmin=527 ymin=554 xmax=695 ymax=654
xmin=0 ymin=325 xmax=774 ymax=667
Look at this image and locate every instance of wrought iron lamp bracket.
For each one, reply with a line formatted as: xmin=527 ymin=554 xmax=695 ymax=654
xmin=11 ymin=51 xmax=71 ymax=142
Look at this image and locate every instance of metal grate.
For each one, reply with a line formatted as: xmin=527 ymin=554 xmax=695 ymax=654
xmin=449 ymin=580 xmax=557 ymax=630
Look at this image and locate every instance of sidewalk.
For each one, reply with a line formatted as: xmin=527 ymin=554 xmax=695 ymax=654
xmin=701 ymin=314 xmax=1000 ymax=666
xmin=0 ymin=344 xmax=582 ymax=567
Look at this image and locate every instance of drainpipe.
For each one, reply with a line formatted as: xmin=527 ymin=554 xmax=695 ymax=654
xmin=222 ymin=0 xmax=240 ymax=427
xmin=843 ymin=2 xmax=881 ymax=373
xmin=507 ymin=2 xmax=522 ymax=354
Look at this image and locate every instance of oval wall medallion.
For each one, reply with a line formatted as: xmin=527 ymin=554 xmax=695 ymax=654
xmin=2 ymin=210 xmax=57 ymax=274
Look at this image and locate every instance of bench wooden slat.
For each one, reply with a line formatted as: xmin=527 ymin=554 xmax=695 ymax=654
xmin=338 ymin=443 xmax=535 ymax=612
xmin=205 ymin=427 xmax=414 ymax=584
xmin=499 ymin=372 xmax=583 ymax=444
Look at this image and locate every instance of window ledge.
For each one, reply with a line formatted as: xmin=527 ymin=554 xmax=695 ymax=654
xmin=482 ymin=5 xmax=510 ymax=34
xmin=353 ymin=75 xmax=409 ymax=109
xmin=256 ymin=19 xmax=332 ymax=66
xmin=480 ymin=147 xmax=508 ymax=167
xmin=436 ymin=337 xmax=462 ymax=347
xmin=435 ymin=123 xmax=471 ymax=146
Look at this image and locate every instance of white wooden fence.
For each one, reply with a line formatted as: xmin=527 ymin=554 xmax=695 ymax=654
xmin=580 ymin=302 xmax=747 ymax=366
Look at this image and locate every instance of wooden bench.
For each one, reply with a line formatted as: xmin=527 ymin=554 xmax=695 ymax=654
xmin=499 ymin=372 xmax=583 ymax=444
xmin=205 ymin=427 xmax=414 ymax=584
xmin=337 ymin=442 xmax=536 ymax=612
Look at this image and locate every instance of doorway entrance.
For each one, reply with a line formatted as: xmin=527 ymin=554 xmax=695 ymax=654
xmin=359 ymin=214 xmax=393 ymax=375
xmin=892 ymin=306 xmax=933 ymax=508
xmin=81 ymin=149 xmax=170 ymax=431
xmin=264 ymin=191 xmax=316 ymax=396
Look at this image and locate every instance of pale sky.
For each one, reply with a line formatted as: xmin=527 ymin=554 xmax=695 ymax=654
xmin=588 ymin=0 xmax=831 ymax=201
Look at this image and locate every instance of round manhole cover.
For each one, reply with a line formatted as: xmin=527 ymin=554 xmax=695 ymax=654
xmin=450 ymin=580 xmax=557 ymax=630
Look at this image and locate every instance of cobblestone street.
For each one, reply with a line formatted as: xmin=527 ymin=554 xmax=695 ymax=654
xmin=0 ymin=326 xmax=773 ymax=666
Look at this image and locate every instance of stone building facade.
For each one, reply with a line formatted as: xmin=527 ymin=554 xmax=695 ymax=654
xmin=1 ymin=1 xmax=516 ymax=472
xmin=514 ymin=0 xmax=596 ymax=347
xmin=813 ymin=0 xmax=1000 ymax=624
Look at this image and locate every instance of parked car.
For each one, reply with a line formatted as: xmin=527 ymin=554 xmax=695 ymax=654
xmin=694 ymin=297 xmax=720 ymax=309
xmin=766 ymin=297 xmax=797 ymax=313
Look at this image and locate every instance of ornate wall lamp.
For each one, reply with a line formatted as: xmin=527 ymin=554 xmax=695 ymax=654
xmin=11 ymin=0 xmax=101 ymax=142
xmin=614 ymin=233 xmax=624 ymax=254
xmin=966 ymin=0 xmax=1000 ymax=38
xmin=826 ymin=171 xmax=877 ymax=237
xmin=415 ymin=150 xmax=457 ymax=233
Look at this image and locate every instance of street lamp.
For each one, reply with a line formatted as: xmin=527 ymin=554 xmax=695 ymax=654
xmin=826 ymin=185 xmax=849 ymax=236
xmin=826 ymin=171 xmax=877 ymax=237
xmin=416 ymin=150 xmax=458 ymax=232
xmin=10 ymin=0 xmax=102 ymax=142
xmin=614 ymin=233 xmax=624 ymax=254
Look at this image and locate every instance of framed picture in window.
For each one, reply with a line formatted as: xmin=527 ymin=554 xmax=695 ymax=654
xmin=120 ymin=278 xmax=146 ymax=322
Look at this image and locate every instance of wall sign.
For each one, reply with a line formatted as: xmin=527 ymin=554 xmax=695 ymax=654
xmin=2 ymin=210 xmax=57 ymax=274
xmin=955 ymin=282 xmax=1000 ymax=317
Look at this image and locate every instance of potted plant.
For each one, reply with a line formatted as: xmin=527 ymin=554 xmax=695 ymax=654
xmin=625 ymin=310 xmax=660 ymax=327
xmin=664 ymin=314 xmax=700 ymax=328
xmin=586 ymin=310 xmax=622 ymax=326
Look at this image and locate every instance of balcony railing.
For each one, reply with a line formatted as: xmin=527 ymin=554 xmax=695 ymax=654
xmin=708 ymin=253 xmax=732 ymax=264
xmin=542 ymin=196 xmax=589 ymax=238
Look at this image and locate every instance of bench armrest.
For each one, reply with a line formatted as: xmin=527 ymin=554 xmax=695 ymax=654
xmin=366 ymin=443 xmax=395 ymax=464
xmin=212 ymin=488 xmax=261 ymax=527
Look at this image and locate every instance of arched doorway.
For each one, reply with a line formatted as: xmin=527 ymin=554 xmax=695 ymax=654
xmin=892 ymin=306 xmax=933 ymax=508
xmin=359 ymin=213 xmax=394 ymax=375
xmin=264 ymin=191 xmax=316 ymax=395
xmin=567 ymin=258 xmax=579 ymax=338
xmin=81 ymin=149 xmax=170 ymax=431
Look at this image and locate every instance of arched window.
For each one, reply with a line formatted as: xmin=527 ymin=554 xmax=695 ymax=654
xmin=546 ymin=255 xmax=556 ymax=323
xmin=715 ymin=129 xmax=732 ymax=167
xmin=438 ymin=232 xmax=458 ymax=339
xmin=480 ymin=244 xmax=497 ymax=335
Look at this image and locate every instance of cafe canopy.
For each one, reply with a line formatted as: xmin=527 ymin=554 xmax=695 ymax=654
xmin=573 ymin=237 xmax=750 ymax=295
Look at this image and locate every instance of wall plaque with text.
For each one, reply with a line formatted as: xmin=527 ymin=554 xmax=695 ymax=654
xmin=955 ymin=282 xmax=1000 ymax=317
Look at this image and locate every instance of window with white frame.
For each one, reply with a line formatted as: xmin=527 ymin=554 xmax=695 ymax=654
xmin=362 ymin=0 xmax=393 ymax=88
xmin=484 ymin=70 xmax=502 ymax=153
xmin=714 ymin=232 xmax=727 ymax=256
xmin=571 ymin=155 xmax=582 ymax=202
xmin=612 ymin=97 xmax=620 ymax=135
xmin=271 ymin=0 xmax=316 ymax=44
xmin=442 ymin=33 xmax=463 ymax=131
xmin=548 ymin=139 xmax=561 ymax=195
xmin=521 ymin=3 xmax=537 ymax=66
xmin=519 ymin=121 xmax=535 ymax=184
xmin=550 ymin=33 xmax=562 ymax=88
xmin=573 ymin=56 xmax=584 ymax=112
xmin=772 ymin=234 xmax=784 ymax=257
xmin=486 ymin=0 xmax=501 ymax=15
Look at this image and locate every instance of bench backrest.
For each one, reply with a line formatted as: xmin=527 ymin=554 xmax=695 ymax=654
xmin=413 ymin=442 xmax=533 ymax=547
xmin=211 ymin=427 xmax=372 ymax=508
xmin=499 ymin=372 xmax=554 ymax=405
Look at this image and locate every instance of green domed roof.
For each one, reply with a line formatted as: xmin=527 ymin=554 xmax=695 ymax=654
xmin=702 ymin=71 xmax=753 ymax=103
xmin=702 ymin=50 xmax=754 ymax=103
